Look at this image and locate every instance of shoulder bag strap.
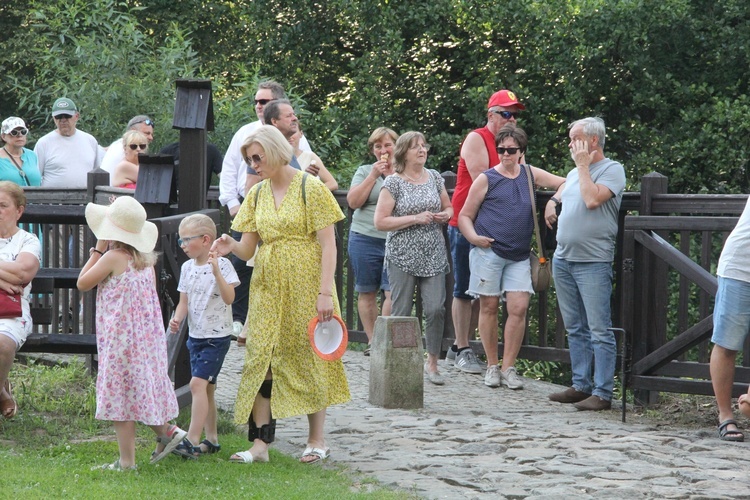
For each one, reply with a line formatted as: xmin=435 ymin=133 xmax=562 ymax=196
xmin=523 ymin=164 xmax=545 ymax=260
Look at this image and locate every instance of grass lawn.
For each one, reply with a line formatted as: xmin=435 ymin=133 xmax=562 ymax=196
xmin=0 ymin=360 xmax=410 ymax=499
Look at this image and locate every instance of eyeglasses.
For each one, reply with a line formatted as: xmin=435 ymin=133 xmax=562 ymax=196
xmin=255 ymin=99 xmax=274 ymax=105
xmin=497 ymin=147 xmax=521 ymax=155
xmin=54 ymin=114 xmax=73 ymax=120
xmin=178 ymin=235 xmax=205 ymax=246
xmin=129 ymin=144 xmax=148 ymax=151
xmin=492 ymin=110 xmax=520 ymax=120
xmin=244 ymin=154 xmax=265 ymax=165
xmin=8 ymin=129 xmax=28 ymax=137
xmin=409 ymin=143 xmax=431 ymax=151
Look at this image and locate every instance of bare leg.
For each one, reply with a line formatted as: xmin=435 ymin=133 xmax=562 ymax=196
xmin=381 ymin=290 xmax=392 ymax=317
xmin=357 ymin=291 xmax=378 ymax=342
xmin=113 ymin=421 xmax=137 ymax=468
xmin=187 ymin=377 xmax=210 ymax=445
xmin=0 ymin=336 xmax=16 ymax=416
xmin=425 ymin=352 xmax=440 ymax=373
xmin=739 ymin=388 xmax=750 ymax=419
xmin=500 ymin=292 xmax=530 ymax=371
xmin=478 ymin=296 xmax=500 ymax=365
xmin=710 ymin=345 xmax=741 ymax=435
xmin=452 ymin=297 xmax=473 ymax=349
xmin=204 ymin=383 xmax=219 ymax=445
xmin=301 ymin=408 xmax=327 ymax=463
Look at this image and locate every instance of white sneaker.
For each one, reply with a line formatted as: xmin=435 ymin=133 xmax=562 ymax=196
xmin=484 ymin=364 xmax=501 ymax=387
xmin=500 ymin=366 xmax=524 ymax=390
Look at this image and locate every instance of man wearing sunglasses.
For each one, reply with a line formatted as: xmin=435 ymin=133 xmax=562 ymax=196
xmin=34 ymin=97 xmax=103 ymax=189
xmin=99 ymin=115 xmax=155 ymax=184
xmin=446 ymin=89 xmax=526 ymax=375
xmin=218 ymin=80 xmax=311 ymax=337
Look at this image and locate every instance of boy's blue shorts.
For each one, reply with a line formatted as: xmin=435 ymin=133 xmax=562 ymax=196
xmin=186 ymin=335 xmax=232 ymax=384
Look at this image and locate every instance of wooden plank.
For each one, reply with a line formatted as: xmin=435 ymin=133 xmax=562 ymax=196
xmin=625 ymin=216 xmax=738 ymax=231
xmin=20 ymin=334 xmax=97 ymax=354
xmin=634 ymin=230 xmax=717 ymax=295
xmin=35 ymin=268 xmax=82 ymax=289
xmin=21 ymin=205 xmax=86 ymax=224
xmin=650 ymin=194 xmax=748 ymax=215
xmin=631 ymin=315 xmax=714 ymax=375
xmin=630 ymin=375 xmax=748 ymax=398
xmin=654 ymin=361 xmax=750 ymax=380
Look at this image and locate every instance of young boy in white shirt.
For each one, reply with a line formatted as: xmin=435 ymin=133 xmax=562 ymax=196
xmin=169 ymin=214 xmax=240 ymax=456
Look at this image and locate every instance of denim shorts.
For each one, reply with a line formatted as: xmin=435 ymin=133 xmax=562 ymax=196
xmin=448 ymin=226 xmax=473 ymax=300
xmin=347 ymin=231 xmax=389 ymax=293
xmin=187 ymin=335 xmax=232 ymax=384
xmin=467 ymin=246 xmax=534 ymax=299
xmin=712 ymin=276 xmax=750 ymax=351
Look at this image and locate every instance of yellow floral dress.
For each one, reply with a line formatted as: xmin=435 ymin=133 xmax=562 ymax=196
xmin=231 ymin=171 xmax=350 ymax=421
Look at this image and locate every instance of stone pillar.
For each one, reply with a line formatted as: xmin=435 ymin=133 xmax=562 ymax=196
xmin=369 ymin=316 xmax=424 ymax=409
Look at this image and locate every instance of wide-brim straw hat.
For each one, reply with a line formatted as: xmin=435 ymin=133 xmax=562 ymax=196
xmin=85 ymin=196 xmax=158 ymax=253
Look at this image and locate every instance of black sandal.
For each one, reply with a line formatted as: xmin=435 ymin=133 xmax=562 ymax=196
xmin=718 ymin=419 xmax=745 ymax=442
xmin=198 ymin=440 xmax=221 ymax=454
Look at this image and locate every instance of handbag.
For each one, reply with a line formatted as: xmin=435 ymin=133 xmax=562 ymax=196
xmin=522 ymin=164 xmax=552 ymax=292
xmin=0 ymin=290 xmax=22 ymax=319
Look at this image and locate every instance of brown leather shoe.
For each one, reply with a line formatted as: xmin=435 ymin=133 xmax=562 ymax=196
xmin=548 ymin=387 xmax=591 ymax=404
xmin=573 ymin=395 xmax=612 ymax=411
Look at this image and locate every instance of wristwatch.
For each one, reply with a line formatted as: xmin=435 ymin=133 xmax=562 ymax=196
xmin=550 ymin=197 xmax=561 ymax=206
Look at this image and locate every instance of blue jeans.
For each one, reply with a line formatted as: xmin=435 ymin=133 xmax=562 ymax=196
xmin=448 ymin=226 xmax=473 ymax=300
xmin=553 ymin=258 xmax=616 ymax=400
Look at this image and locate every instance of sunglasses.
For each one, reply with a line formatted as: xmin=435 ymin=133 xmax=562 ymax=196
xmin=244 ymin=153 xmax=265 ymax=165
xmin=54 ymin=114 xmax=73 ymax=120
xmin=497 ymin=147 xmax=521 ymax=155
xmin=255 ymin=99 xmax=275 ymax=105
xmin=129 ymin=144 xmax=148 ymax=151
xmin=8 ymin=128 xmax=28 ymax=137
xmin=178 ymin=235 xmax=205 ymax=246
xmin=134 ymin=118 xmax=154 ymax=127
xmin=492 ymin=110 xmax=520 ymax=120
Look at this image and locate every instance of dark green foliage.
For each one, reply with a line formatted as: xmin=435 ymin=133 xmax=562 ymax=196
xmin=2 ymin=0 xmax=750 ymax=191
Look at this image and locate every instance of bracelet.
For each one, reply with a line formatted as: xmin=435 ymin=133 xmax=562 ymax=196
xmin=89 ymin=248 xmax=104 ymax=256
xmin=550 ymin=197 xmax=561 ymax=206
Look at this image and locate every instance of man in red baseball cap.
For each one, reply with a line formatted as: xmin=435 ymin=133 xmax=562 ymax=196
xmin=446 ymin=89 xmax=525 ymax=377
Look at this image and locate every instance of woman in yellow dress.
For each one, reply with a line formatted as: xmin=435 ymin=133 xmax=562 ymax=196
xmin=212 ymin=125 xmax=350 ymax=464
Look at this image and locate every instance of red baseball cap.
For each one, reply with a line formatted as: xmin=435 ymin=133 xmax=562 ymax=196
xmin=487 ymin=90 xmax=525 ymax=110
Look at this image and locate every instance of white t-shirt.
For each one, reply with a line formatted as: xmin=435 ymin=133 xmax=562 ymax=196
xmin=0 ymin=229 xmax=42 ymax=341
xmin=100 ymin=138 xmax=125 ymax=184
xmin=718 ymin=196 xmax=750 ymax=283
xmin=177 ymin=257 xmax=240 ymax=339
xmin=35 ymin=129 xmax=103 ymax=188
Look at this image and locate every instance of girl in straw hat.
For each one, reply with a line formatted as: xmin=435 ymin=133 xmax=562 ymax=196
xmin=77 ymin=196 xmax=187 ymax=470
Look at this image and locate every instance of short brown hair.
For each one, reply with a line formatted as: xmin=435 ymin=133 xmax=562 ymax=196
xmin=257 ymin=80 xmax=287 ymax=100
xmin=392 ymin=131 xmax=427 ymax=174
xmin=367 ymin=127 xmax=399 ymax=154
xmin=495 ymin=123 xmax=528 ymax=153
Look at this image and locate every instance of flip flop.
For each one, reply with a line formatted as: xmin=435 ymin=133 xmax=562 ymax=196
xmin=718 ymin=419 xmax=744 ymax=442
xmin=300 ymin=446 xmax=329 ymax=464
xmin=1 ymin=379 xmax=17 ymax=419
xmin=229 ymin=450 xmax=269 ymax=463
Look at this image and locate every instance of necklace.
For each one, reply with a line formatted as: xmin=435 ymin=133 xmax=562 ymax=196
xmin=2 ymin=146 xmax=21 ymax=158
xmin=2 ymin=147 xmax=28 ymax=186
xmin=401 ymin=169 xmax=425 ymax=183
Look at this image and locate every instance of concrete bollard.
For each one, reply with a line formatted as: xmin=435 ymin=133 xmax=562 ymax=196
xmin=369 ymin=316 xmax=424 ymax=409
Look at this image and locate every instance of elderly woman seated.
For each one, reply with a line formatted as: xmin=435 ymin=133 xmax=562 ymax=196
xmin=0 ymin=181 xmax=42 ymax=418
xmin=112 ymin=130 xmax=149 ymax=189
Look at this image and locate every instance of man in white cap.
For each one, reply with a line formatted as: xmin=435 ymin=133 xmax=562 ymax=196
xmin=447 ymin=89 xmax=526 ymax=385
xmin=34 ymin=97 xmax=103 ymax=188
xmin=99 ymin=115 xmax=155 ymax=185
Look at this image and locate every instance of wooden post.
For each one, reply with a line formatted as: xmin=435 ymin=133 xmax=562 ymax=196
xmin=173 ymin=79 xmax=214 ymax=214
xmin=635 ymin=172 xmax=668 ymax=405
